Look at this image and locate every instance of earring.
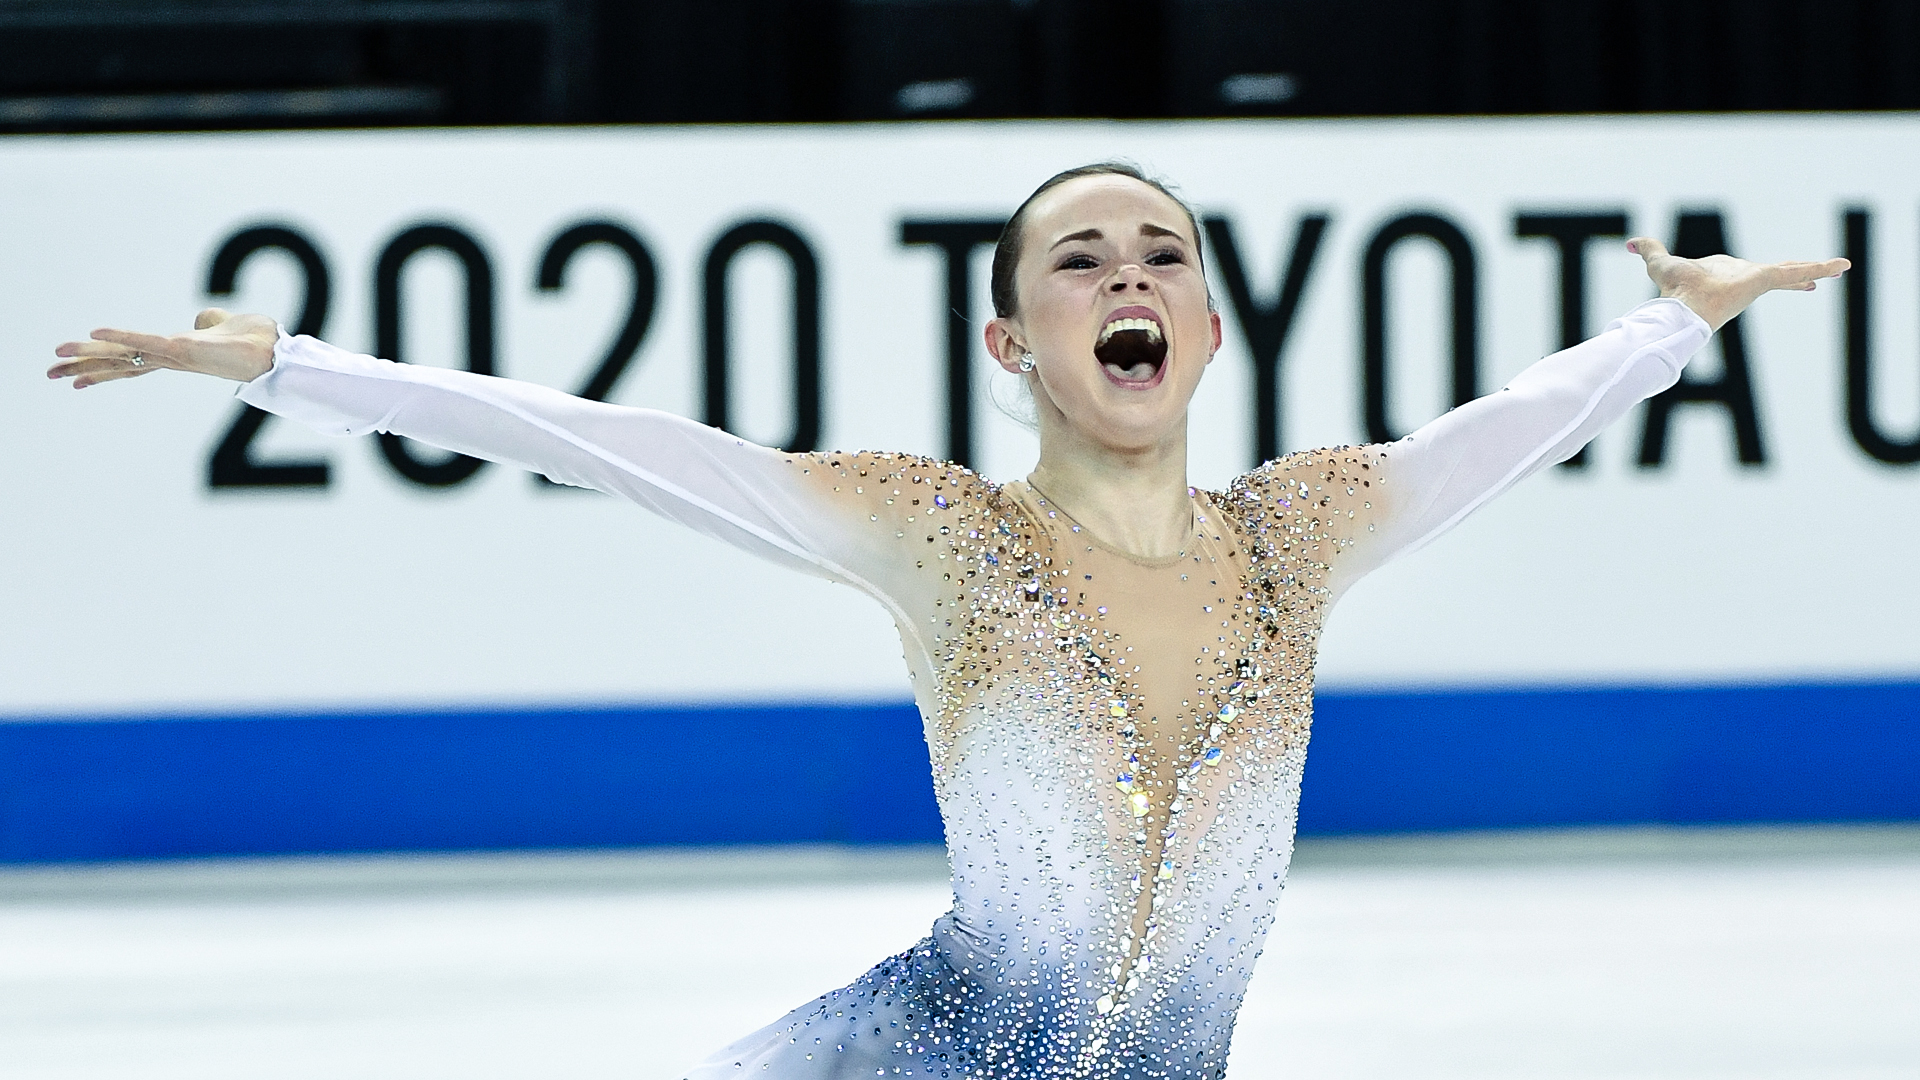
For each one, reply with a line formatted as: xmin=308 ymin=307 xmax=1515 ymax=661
xmin=1018 ymin=351 xmax=1036 ymax=372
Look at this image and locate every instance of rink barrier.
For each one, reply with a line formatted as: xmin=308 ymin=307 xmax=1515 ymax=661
xmin=2 ymin=679 xmax=1916 ymax=863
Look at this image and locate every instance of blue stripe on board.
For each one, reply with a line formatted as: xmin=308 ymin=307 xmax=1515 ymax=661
xmin=0 ymin=702 xmax=941 ymax=863
xmin=2 ymin=681 xmax=1915 ymax=863
xmin=1301 ymin=681 xmax=1920 ymax=833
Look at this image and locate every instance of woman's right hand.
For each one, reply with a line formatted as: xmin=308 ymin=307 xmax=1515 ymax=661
xmin=49 ymin=307 xmax=278 ymax=389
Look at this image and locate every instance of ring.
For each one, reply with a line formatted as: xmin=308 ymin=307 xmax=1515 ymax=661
xmin=128 ymin=353 xmax=145 ymax=367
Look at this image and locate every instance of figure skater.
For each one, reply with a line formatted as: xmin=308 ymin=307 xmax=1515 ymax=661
xmin=50 ymin=163 xmax=1846 ymax=1078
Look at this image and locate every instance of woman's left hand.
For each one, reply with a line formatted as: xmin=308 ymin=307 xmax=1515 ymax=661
xmin=1629 ymin=238 xmax=1849 ymax=332
xmin=49 ymin=307 xmax=277 ymax=389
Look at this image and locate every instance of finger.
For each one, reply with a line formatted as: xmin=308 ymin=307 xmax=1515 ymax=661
xmin=48 ymin=354 xmax=140 ymax=379
xmin=89 ymin=328 xmax=181 ymax=358
xmin=195 ymin=307 xmax=231 ymax=330
xmin=48 ymin=349 xmax=168 ymax=382
xmin=54 ymin=339 xmax=141 ymax=359
xmin=58 ymin=339 xmax=152 ymax=358
xmin=70 ymin=364 xmax=159 ymax=390
xmin=50 ymin=335 xmax=170 ymax=379
xmin=1766 ymin=259 xmax=1841 ymax=279
xmin=68 ymin=367 xmax=125 ymax=388
xmin=1627 ymin=236 xmax=1671 ymax=261
xmin=50 ymin=343 xmax=147 ymax=369
xmin=1764 ymin=257 xmax=1851 ymax=290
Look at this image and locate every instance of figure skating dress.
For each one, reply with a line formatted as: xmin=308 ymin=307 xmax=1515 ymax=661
xmin=239 ymin=299 xmax=1710 ymax=1078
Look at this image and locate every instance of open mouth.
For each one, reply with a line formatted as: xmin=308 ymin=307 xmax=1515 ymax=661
xmin=1094 ymin=310 xmax=1168 ymax=386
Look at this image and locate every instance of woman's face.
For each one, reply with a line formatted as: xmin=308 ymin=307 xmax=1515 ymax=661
xmin=988 ymin=174 xmax=1221 ymax=456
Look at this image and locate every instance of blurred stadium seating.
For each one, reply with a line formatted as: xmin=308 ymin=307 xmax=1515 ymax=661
xmin=0 ymin=0 xmax=1915 ymax=131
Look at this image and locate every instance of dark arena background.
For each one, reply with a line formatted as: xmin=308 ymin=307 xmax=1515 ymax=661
xmin=1 ymin=2 xmax=1916 ymax=1077
xmin=3 ymin=0 xmax=1920 ymax=128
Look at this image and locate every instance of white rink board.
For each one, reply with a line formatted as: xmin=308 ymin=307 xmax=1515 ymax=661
xmin=3 ymin=116 xmax=1916 ymax=717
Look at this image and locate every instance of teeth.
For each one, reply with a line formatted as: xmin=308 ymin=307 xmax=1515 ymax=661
xmin=1098 ymin=317 xmax=1164 ymax=346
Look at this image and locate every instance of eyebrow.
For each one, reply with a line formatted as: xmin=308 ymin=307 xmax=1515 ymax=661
xmin=1048 ymin=222 xmax=1189 ymax=251
xmin=1049 ymin=228 xmax=1103 ymax=249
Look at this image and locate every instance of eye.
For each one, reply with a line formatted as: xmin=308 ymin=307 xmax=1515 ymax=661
xmin=1146 ymin=248 xmax=1185 ymax=266
xmin=1058 ymin=253 xmax=1098 ymax=271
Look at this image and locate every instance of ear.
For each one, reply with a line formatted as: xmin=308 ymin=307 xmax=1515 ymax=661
xmin=985 ymin=317 xmax=1027 ymax=375
xmin=1207 ymin=310 xmax=1222 ymax=363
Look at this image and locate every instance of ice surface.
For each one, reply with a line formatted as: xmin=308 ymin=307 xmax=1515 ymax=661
xmin=1 ymin=828 xmax=1915 ymax=1080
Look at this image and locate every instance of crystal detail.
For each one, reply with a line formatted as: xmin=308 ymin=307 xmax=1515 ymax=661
xmin=755 ymin=443 xmax=1377 ymax=1071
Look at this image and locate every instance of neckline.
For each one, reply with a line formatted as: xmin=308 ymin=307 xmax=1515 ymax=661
xmin=1018 ymin=478 xmax=1203 ymax=570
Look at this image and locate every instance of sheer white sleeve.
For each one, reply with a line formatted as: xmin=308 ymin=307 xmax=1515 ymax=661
xmin=1331 ymin=297 xmax=1712 ymax=595
xmin=235 ymin=332 xmax=897 ymax=602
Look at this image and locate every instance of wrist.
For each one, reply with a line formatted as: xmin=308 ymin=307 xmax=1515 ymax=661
xmin=222 ymin=330 xmax=280 ymax=383
xmin=1663 ymin=287 xmax=1728 ymax=332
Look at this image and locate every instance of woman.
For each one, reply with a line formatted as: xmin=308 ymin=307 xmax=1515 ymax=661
xmin=51 ymin=163 xmax=1844 ymax=1078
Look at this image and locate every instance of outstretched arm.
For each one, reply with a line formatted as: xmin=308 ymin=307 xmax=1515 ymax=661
xmin=47 ymin=309 xmax=900 ymax=598
xmin=1329 ymin=239 xmax=1848 ymax=594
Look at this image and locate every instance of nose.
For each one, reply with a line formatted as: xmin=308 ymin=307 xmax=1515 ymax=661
xmin=1108 ymin=265 xmax=1152 ymax=293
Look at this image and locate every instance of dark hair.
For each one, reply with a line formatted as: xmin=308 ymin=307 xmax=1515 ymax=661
xmin=988 ymin=161 xmax=1207 ymax=319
